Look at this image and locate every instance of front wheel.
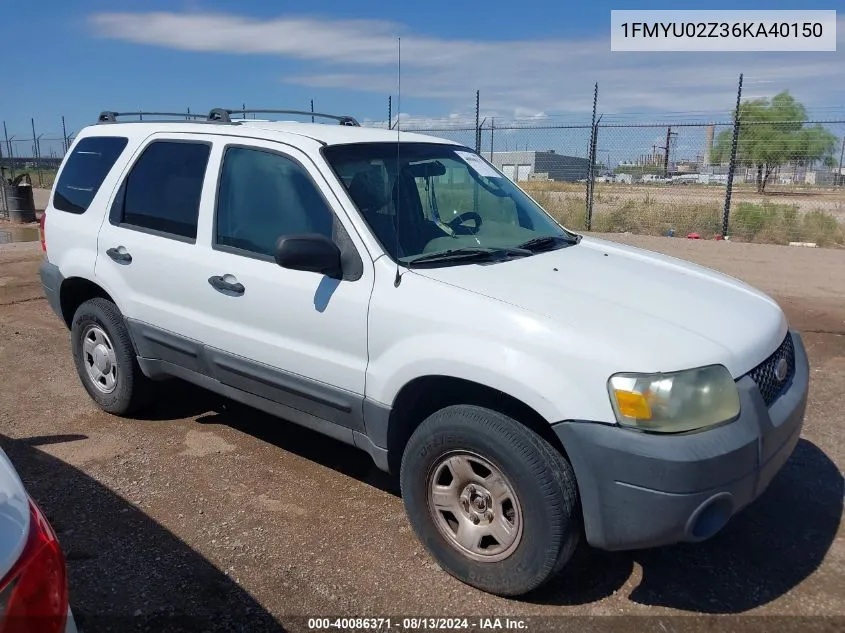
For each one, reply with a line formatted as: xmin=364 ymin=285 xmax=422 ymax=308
xmin=400 ymin=405 xmax=580 ymax=596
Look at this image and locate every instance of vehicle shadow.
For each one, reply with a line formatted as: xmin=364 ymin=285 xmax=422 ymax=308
xmin=0 ymin=433 xmax=286 ymax=633
xmin=132 ymin=380 xmax=231 ymax=422
xmin=192 ymin=395 xmax=399 ymax=496
xmin=138 ymin=385 xmax=842 ymax=614
xmin=530 ymin=438 xmax=844 ymax=613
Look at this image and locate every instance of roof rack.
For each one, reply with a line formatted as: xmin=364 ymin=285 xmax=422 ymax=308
xmin=98 ymin=111 xmax=208 ymax=124
xmin=208 ymin=108 xmax=360 ymax=126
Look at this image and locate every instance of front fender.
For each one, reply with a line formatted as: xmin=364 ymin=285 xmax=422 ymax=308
xmin=365 ymin=333 xmax=613 ymax=424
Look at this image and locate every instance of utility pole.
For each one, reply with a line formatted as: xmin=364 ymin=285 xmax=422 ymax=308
xmin=388 ymin=96 xmax=392 ymax=130
xmin=662 ymin=126 xmax=677 ymax=177
xmin=311 ymin=99 xmax=315 ymax=123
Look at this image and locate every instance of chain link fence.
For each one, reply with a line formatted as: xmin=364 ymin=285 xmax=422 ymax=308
xmin=370 ymin=116 xmax=844 ymax=248
xmin=2 ymin=103 xmax=844 ymax=247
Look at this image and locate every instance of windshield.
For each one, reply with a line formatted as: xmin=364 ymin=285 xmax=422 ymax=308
xmin=322 ymin=143 xmax=577 ymax=263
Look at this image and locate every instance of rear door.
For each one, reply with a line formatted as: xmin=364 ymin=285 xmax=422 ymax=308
xmin=94 ymin=133 xmax=215 ymax=370
xmin=44 ymin=134 xmax=129 ymax=275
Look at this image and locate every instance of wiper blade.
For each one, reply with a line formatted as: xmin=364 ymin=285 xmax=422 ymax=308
xmin=405 ymin=246 xmax=530 ymax=267
xmin=515 ymin=234 xmax=581 ymax=252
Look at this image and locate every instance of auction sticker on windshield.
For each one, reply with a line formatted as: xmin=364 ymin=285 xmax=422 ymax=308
xmin=455 ymin=151 xmax=501 ymax=179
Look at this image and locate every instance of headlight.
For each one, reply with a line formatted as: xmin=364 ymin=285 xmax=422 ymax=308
xmin=607 ymin=365 xmax=740 ymax=433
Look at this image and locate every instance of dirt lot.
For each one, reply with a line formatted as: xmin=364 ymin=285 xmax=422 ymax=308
xmin=0 ymin=236 xmax=843 ymax=632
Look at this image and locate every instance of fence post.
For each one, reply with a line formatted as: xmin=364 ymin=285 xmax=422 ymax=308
xmin=4 ymin=123 xmax=14 ymax=181
xmin=722 ymin=73 xmax=743 ymax=238
xmin=311 ymin=99 xmax=315 ymax=123
xmin=837 ymin=135 xmax=844 ymax=188
xmin=585 ymin=82 xmax=599 ymax=231
xmin=61 ymin=116 xmax=69 ymax=154
xmin=474 ymin=90 xmax=481 ymax=153
xmin=490 ymin=118 xmax=494 ymax=161
xmin=0 ymin=140 xmax=7 ymax=216
xmin=388 ymin=96 xmax=392 ymax=130
xmin=32 ymin=119 xmax=43 ymax=187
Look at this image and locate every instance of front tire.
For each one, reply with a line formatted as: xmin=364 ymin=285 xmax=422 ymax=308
xmin=71 ymin=298 xmax=150 ymax=416
xmin=400 ymin=405 xmax=580 ymax=596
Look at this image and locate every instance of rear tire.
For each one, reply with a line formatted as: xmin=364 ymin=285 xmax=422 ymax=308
xmin=400 ymin=405 xmax=580 ymax=596
xmin=71 ymin=298 xmax=151 ymax=416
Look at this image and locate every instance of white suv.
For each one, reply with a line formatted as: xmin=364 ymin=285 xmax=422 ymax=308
xmin=39 ymin=108 xmax=809 ymax=597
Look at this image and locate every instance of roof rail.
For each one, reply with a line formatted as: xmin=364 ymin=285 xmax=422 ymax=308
xmin=208 ymin=108 xmax=360 ymax=126
xmin=98 ymin=111 xmax=208 ymax=124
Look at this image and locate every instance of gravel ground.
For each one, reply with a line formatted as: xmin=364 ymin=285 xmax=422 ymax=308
xmin=0 ymin=237 xmax=842 ymax=632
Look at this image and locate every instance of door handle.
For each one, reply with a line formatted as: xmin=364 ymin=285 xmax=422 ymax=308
xmin=106 ymin=247 xmax=132 ymax=264
xmin=208 ymin=275 xmax=245 ymax=296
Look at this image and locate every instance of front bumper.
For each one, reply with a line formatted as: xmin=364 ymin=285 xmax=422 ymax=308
xmin=553 ymin=329 xmax=809 ymax=551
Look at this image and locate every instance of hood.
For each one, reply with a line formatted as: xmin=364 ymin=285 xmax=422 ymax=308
xmin=412 ymin=236 xmax=787 ymax=377
xmin=0 ymin=447 xmax=29 ymax=582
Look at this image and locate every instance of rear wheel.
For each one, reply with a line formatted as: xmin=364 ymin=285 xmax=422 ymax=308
xmin=400 ymin=405 xmax=580 ymax=596
xmin=71 ymin=298 xmax=151 ymax=416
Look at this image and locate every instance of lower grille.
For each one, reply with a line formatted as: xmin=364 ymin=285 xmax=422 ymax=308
xmin=746 ymin=333 xmax=795 ymax=406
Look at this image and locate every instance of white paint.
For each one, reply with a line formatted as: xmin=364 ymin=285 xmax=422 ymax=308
xmin=46 ymin=118 xmax=791 ymax=429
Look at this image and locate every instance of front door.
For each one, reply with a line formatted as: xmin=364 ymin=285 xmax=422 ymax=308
xmin=195 ymin=138 xmax=374 ymax=431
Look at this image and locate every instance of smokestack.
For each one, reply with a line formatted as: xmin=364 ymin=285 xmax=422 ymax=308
xmin=704 ymin=124 xmax=715 ymax=167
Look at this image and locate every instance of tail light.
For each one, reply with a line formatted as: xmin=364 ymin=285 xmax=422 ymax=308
xmin=0 ymin=500 xmax=68 ymax=633
xmin=39 ymin=212 xmax=46 ymax=252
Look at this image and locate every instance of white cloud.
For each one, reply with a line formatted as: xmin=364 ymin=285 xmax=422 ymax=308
xmin=89 ymin=11 xmax=845 ymax=119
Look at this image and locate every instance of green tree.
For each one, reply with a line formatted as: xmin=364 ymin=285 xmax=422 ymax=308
xmin=712 ymin=91 xmax=838 ymax=193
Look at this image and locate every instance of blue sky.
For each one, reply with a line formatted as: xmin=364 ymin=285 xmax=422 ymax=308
xmin=3 ymin=1 xmax=843 ymax=140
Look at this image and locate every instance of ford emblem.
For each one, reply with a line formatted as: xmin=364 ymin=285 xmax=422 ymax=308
xmin=774 ymin=357 xmax=789 ymax=382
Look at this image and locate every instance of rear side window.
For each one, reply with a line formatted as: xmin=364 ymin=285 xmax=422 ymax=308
xmin=53 ymin=136 xmax=128 ymax=214
xmin=114 ymin=140 xmax=210 ymax=241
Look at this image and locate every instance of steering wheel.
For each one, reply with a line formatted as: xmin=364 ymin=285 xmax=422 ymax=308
xmin=446 ymin=212 xmax=483 ymax=235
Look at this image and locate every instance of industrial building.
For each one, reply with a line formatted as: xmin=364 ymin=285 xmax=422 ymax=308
xmin=489 ymin=150 xmax=590 ymax=182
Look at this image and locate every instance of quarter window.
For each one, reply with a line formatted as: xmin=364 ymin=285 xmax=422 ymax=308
xmin=53 ymin=136 xmax=128 ymax=214
xmin=115 ymin=140 xmax=210 ymax=240
xmin=215 ymin=147 xmax=334 ymax=257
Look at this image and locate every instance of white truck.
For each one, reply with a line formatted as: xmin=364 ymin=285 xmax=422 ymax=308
xmin=40 ymin=108 xmax=808 ymax=596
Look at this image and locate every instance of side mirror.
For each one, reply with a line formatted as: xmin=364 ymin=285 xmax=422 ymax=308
xmin=274 ymin=234 xmax=343 ymax=278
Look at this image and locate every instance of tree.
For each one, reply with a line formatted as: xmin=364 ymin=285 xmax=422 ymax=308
xmin=712 ymin=91 xmax=838 ymax=193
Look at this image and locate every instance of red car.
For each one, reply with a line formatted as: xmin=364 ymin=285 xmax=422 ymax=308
xmin=0 ymin=446 xmax=77 ymax=633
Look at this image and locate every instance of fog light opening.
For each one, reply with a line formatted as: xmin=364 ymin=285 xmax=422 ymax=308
xmin=688 ymin=494 xmax=733 ymax=541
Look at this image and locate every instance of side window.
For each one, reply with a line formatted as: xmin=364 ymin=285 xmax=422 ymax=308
xmin=115 ymin=140 xmax=210 ymax=240
xmin=215 ymin=146 xmax=334 ymax=257
xmin=53 ymin=136 xmax=128 ymax=214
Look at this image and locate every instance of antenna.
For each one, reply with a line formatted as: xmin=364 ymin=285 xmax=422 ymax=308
xmin=393 ymin=36 xmax=403 ymax=288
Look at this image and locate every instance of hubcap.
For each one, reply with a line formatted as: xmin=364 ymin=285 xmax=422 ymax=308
xmin=82 ymin=325 xmax=118 ymax=394
xmin=427 ymin=451 xmax=523 ymax=562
